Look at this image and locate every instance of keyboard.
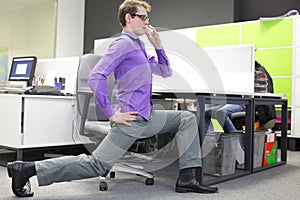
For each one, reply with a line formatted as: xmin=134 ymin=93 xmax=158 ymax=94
xmin=0 ymin=87 xmax=25 ymax=94
xmin=0 ymin=81 xmax=26 ymax=94
xmin=0 ymin=81 xmax=25 ymax=87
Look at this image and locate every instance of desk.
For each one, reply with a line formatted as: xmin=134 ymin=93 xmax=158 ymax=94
xmin=0 ymin=94 xmax=87 ymax=162
xmin=196 ymin=93 xmax=253 ymax=185
xmin=153 ymin=91 xmax=288 ymax=185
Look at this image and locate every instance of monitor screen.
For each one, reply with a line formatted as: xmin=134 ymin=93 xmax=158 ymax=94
xmin=9 ymin=56 xmax=37 ymax=85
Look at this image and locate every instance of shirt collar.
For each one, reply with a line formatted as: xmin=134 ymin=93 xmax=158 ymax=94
xmin=122 ymin=30 xmax=139 ymax=40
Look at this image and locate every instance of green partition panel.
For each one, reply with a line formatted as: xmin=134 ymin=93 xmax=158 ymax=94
xmin=255 ymin=48 xmax=292 ymax=76
xmin=195 ymin=18 xmax=294 ymax=107
xmin=241 ymin=19 xmax=293 ymax=48
xmin=272 ymin=78 xmax=292 ymax=105
xmin=196 ymin=24 xmax=240 ymax=47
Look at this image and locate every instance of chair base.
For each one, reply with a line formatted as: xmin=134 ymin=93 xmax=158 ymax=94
xmin=98 ymin=162 xmax=154 ymax=191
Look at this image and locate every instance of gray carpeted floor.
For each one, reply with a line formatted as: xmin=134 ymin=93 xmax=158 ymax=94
xmin=0 ymin=150 xmax=300 ymax=200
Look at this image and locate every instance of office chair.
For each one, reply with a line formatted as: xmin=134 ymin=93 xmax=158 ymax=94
xmin=76 ymin=54 xmax=158 ymax=191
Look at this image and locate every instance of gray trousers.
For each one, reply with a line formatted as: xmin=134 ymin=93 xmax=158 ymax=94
xmin=35 ymin=110 xmax=202 ymax=186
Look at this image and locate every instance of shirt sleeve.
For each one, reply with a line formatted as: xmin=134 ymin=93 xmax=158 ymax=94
xmin=148 ymin=49 xmax=172 ymax=77
xmin=87 ymin=38 xmax=127 ymax=118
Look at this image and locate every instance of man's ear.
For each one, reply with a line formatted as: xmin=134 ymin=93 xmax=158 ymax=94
xmin=125 ymin=13 xmax=132 ymax=24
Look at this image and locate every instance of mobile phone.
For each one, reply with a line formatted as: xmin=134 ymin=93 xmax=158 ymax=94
xmin=146 ymin=27 xmax=153 ymax=35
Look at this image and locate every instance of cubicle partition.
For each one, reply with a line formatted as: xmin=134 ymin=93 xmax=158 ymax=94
xmin=95 ymin=34 xmax=255 ymax=95
xmin=194 ymin=16 xmax=300 ymax=148
xmin=151 ymin=44 xmax=255 ymax=95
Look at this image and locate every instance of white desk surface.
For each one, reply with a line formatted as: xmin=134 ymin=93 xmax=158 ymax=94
xmin=0 ymin=93 xmax=75 ymax=99
xmin=252 ymin=93 xmax=287 ymax=98
xmin=152 ymin=89 xmax=286 ymax=99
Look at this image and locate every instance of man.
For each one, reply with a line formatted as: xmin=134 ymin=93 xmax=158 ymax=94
xmin=204 ymin=61 xmax=275 ymax=134
xmin=7 ymin=0 xmax=218 ymax=197
xmin=205 ymin=104 xmax=245 ymax=133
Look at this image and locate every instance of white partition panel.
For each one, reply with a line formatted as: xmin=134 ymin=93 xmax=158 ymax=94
xmin=95 ymin=35 xmax=255 ymax=95
xmin=35 ymin=56 xmax=79 ymax=94
xmin=294 ymin=108 xmax=300 ymax=136
xmin=204 ymin=45 xmax=255 ymax=94
xmin=152 ymin=44 xmax=254 ymax=94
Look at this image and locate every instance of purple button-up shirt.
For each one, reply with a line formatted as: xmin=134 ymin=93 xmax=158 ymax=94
xmin=88 ymin=30 xmax=171 ymax=120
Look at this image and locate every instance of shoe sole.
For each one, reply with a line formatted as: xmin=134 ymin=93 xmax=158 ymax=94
xmin=175 ymin=187 xmax=191 ymax=193
xmin=7 ymin=162 xmax=13 ymax=178
xmin=175 ymin=186 xmax=218 ymax=193
xmin=6 ymin=162 xmax=35 ymax=197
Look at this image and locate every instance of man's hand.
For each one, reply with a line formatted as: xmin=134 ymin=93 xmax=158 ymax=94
xmin=146 ymin=25 xmax=163 ymax=49
xmin=109 ymin=108 xmax=138 ymax=126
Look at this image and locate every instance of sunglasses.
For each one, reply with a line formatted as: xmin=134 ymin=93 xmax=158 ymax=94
xmin=131 ymin=13 xmax=149 ymax=21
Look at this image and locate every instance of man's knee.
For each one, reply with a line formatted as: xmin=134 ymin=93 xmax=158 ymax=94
xmin=215 ymin=108 xmax=227 ymax=118
xmin=181 ymin=110 xmax=196 ymax=120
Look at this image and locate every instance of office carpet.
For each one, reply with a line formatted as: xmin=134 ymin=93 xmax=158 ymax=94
xmin=0 ymin=150 xmax=300 ymax=200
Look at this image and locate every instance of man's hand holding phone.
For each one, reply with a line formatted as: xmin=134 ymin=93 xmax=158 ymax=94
xmin=146 ymin=24 xmax=163 ymax=49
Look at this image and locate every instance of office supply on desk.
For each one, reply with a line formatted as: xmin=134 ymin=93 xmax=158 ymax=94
xmin=24 ymin=85 xmax=62 ymax=96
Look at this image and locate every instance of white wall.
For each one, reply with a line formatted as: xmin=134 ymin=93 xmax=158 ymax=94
xmin=55 ymin=0 xmax=85 ymax=57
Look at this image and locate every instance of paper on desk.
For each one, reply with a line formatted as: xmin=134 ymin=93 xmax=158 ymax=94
xmin=259 ymin=9 xmax=299 ymax=21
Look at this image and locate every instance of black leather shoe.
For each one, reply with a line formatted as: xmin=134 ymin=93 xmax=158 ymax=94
xmin=175 ymin=178 xmax=218 ymax=193
xmin=7 ymin=161 xmax=35 ymax=197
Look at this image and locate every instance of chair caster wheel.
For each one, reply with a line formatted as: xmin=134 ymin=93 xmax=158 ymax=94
xmin=99 ymin=181 xmax=108 ymax=191
xmin=110 ymin=172 xmax=115 ymax=178
xmin=145 ymin=178 xmax=154 ymax=185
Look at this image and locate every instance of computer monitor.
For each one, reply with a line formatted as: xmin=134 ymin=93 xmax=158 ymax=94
xmin=9 ymin=56 xmax=37 ymax=86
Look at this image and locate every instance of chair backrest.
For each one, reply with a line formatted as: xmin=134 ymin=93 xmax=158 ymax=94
xmin=76 ymin=53 xmax=118 ymax=141
xmin=76 ymin=54 xmax=120 ymax=145
xmin=77 ymin=54 xmax=104 ymax=121
xmin=76 ymin=53 xmax=115 ymax=122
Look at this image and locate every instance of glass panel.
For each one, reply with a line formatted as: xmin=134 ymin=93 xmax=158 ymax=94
xmin=0 ymin=0 xmax=57 ymax=80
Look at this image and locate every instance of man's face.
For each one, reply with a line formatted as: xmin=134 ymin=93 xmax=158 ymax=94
xmin=129 ymin=6 xmax=149 ymax=36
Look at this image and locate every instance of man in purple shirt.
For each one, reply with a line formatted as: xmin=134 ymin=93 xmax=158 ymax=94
xmin=7 ymin=0 xmax=218 ymax=197
xmin=88 ymin=28 xmax=171 ymax=122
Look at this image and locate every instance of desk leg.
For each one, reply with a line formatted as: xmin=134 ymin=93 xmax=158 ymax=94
xmin=195 ymin=95 xmax=206 ymax=183
xmin=16 ymin=149 xmax=23 ymax=161
xmin=281 ymin=101 xmax=288 ymax=162
xmin=196 ymin=95 xmax=205 ymax=145
xmin=245 ymin=100 xmax=254 ymax=172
